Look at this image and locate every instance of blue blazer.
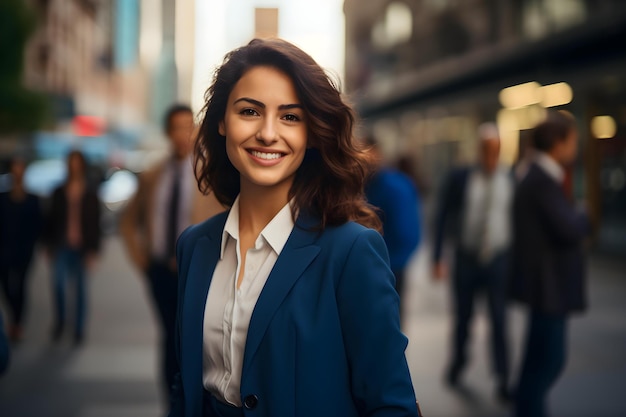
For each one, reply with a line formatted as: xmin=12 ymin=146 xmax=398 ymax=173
xmin=170 ymin=211 xmax=419 ymax=417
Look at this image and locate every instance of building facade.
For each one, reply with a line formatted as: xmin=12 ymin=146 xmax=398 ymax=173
xmin=23 ymin=0 xmax=116 ymax=124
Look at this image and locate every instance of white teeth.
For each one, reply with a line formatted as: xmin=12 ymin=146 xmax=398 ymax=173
xmin=251 ymin=150 xmax=283 ymax=160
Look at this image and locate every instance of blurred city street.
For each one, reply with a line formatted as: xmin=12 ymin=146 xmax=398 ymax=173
xmin=0 ymin=234 xmax=625 ymax=417
xmin=1 ymin=1 xmax=626 ymax=416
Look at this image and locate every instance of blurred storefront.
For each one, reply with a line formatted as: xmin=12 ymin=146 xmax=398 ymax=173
xmin=344 ymin=0 xmax=626 ymax=254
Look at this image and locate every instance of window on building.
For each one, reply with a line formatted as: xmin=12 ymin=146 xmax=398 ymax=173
xmin=371 ymin=2 xmax=413 ymax=49
xmin=523 ymin=0 xmax=587 ymax=39
xmin=255 ymin=8 xmax=279 ymax=39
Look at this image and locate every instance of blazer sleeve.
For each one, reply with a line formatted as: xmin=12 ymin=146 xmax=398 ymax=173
xmin=336 ymin=228 xmax=420 ymax=417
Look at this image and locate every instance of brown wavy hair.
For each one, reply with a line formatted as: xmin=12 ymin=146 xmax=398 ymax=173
xmin=194 ymin=38 xmax=380 ymax=231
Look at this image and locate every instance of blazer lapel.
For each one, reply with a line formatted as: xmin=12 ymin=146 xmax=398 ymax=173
xmin=180 ymin=218 xmax=225 ymax=406
xmin=242 ymin=215 xmax=321 ymax=376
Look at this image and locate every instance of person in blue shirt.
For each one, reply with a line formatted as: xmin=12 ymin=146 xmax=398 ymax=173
xmin=365 ymin=137 xmax=422 ymax=314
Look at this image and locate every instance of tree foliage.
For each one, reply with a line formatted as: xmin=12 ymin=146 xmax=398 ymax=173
xmin=0 ymin=0 xmax=49 ymax=134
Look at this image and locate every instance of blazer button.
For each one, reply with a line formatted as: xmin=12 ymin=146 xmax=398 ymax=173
xmin=243 ymin=394 xmax=258 ymax=409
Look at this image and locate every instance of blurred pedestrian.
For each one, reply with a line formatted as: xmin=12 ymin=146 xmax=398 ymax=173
xmin=170 ymin=38 xmax=420 ymax=417
xmin=0 ymin=157 xmax=43 ymax=342
xmin=397 ymin=154 xmax=430 ymax=197
xmin=365 ymin=137 xmax=422 ymax=316
xmin=0 ymin=310 xmax=9 ymax=375
xmin=120 ymin=104 xmax=224 ymax=406
xmin=43 ymin=150 xmax=101 ymax=346
xmin=432 ymin=123 xmax=513 ymax=402
xmin=511 ymin=110 xmax=590 ymax=417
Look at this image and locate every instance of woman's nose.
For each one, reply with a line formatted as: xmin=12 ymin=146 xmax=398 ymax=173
xmin=256 ymin=118 xmax=278 ymax=144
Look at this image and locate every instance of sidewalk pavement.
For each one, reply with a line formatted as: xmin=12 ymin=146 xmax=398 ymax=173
xmin=0 ymin=236 xmax=164 ymax=417
xmin=404 ymin=246 xmax=626 ymax=417
xmin=0 ymin=236 xmax=625 ymax=417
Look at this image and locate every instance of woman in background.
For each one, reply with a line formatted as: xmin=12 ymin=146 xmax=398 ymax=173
xmin=43 ymin=150 xmax=101 ymax=346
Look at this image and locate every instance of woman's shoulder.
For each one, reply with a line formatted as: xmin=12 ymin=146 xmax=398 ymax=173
xmin=316 ymin=221 xmax=384 ymax=251
xmin=323 ymin=220 xmax=370 ymax=236
xmin=178 ymin=210 xmax=229 ymax=247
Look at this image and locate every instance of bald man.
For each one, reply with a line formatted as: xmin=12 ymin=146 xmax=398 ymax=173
xmin=432 ymin=123 xmax=514 ymax=402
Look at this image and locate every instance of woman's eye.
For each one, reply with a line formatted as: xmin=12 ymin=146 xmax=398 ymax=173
xmin=240 ymin=108 xmax=258 ymax=116
xmin=283 ymin=113 xmax=300 ymax=122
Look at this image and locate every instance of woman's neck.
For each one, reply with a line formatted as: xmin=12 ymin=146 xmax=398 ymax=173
xmin=238 ymin=182 xmax=291 ymax=237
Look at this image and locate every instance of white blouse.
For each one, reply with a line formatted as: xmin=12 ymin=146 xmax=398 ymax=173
xmin=202 ymin=197 xmax=294 ymax=406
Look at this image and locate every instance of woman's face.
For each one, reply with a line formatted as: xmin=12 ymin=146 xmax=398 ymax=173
xmin=220 ymin=66 xmax=307 ymax=195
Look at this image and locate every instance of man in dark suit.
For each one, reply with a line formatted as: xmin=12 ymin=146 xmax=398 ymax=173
xmin=511 ymin=110 xmax=590 ymax=417
xmin=433 ymin=123 xmax=513 ymax=402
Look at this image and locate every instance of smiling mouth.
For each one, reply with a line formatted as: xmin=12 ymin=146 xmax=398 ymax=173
xmin=249 ymin=150 xmax=285 ymax=160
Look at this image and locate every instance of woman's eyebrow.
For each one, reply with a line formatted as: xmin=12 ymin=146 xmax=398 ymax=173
xmin=278 ymin=104 xmax=303 ymax=110
xmin=233 ymin=97 xmax=264 ymax=107
xmin=233 ymin=97 xmax=302 ymax=110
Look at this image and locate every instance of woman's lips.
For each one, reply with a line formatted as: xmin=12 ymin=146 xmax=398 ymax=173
xmin=246 ymin=149 xmax=286 ymax=166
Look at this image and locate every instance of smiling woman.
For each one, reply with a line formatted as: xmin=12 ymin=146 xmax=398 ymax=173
xmin=171 ymin=38 xmax=421 ymax=417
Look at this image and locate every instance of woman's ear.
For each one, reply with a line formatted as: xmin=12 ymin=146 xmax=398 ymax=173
xmin=218 ymin=120 xmax=226 ymax=136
